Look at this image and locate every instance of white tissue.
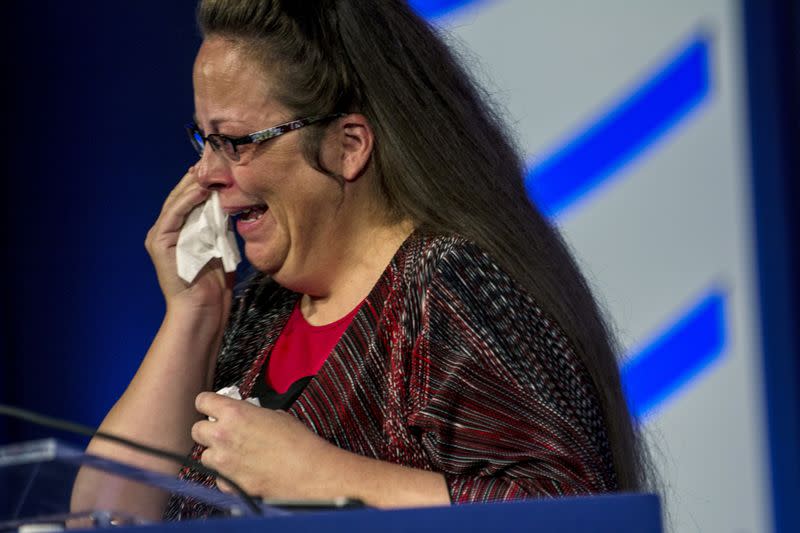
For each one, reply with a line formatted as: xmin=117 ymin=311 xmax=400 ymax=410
xmin=208 ymin=385 xmax=261 ymax=421
xmin=176 ymin=191 xmax=241 ymax=284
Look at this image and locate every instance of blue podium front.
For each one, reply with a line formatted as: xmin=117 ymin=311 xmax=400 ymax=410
xmin=76 ymin=494 xmax=662 ymax=533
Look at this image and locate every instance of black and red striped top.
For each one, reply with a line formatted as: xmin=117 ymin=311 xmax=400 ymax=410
xmin=166 ymin=232 xmax=617 ymax=518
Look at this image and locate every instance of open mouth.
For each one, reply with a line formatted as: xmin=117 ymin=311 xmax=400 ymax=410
xmin=231 ymin=204 xmax=268 ymax=223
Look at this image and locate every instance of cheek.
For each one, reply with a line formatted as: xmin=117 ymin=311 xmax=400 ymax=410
xmin=234 ymin=149 xmax=305 ymax=199
xmin=235 ymin=147 xmax=342 ymax=237
xmin=232 ymin=168 xmax=272 ymax=197
xmin=274 ymin=174 xmax=341 ymax=222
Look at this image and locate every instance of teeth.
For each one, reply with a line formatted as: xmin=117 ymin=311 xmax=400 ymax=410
xmin=234 ymin=205 xmax=268 ymax=222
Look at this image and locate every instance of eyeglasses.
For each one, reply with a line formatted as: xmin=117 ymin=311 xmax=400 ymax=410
xmin=185 ymin=113 xmax=346 ymax=162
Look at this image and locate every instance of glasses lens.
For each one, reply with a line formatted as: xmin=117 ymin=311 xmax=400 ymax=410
xmin=219 ymin=137 xmax=239 ymax=162
xmin=186 ymin=124 xmax=204 ymax=156
xmin=192 ymin=131 xmax=205 ymax=153
xmin=203 ymin=135 xmax=239 ymax=162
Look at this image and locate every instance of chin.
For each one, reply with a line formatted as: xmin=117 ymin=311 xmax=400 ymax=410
xmin=244 ymin=244 xmax=285 ymax=277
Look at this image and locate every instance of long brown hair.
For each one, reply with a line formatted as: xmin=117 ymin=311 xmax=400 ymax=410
xmin=197 ymin=0 xmax=650 ymax=491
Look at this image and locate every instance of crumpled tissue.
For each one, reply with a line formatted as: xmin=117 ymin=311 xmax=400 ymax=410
xmin=176 ymin=191 xmax=241 ymax=284
xmin=208 ymin=385 xmax=261 ymax=421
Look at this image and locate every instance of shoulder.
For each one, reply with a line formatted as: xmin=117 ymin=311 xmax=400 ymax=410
xmin=404 ymin=232 xmax=589 ymax=391
xmin=407 ymin=234 xmax=608 ymax=445
xmin=396 ymin=231 xmax=508 ymax=290
xmin=397 ymin=231 xmax=536 ymax=319
xmin=395 ymin=231 xmax=572 ymax=363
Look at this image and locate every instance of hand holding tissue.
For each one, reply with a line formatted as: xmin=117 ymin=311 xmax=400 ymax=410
xmin=207 ymin=385 xmax=261 ymax=421
xmin=176 ymin=191 xmax=241 ymax=284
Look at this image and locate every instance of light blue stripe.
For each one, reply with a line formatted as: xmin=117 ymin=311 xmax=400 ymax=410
xmin=621 ymin=289 xmax=727 ymax=419
xmin=526 ymin=33 xmax=711 ymax=219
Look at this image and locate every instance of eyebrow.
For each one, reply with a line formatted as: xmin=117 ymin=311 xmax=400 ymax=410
xmin=191 ymin=113 xmax=247 ymax=132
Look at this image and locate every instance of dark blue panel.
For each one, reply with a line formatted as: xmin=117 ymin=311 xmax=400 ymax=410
xmin=742 ymin=1 xmax=800 ymax=532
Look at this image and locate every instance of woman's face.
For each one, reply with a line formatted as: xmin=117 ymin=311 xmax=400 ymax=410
xmin=192 ymin=38 xmax=345 ymax=289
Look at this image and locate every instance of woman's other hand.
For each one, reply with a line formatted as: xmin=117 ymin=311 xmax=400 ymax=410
xmin=191 ymin=392 xmax=451 ymax=507
xmin=192 ymin=392 xmax=336 ymax=498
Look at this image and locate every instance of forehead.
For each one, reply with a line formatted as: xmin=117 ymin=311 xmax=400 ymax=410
xmin=192 ymin=37 xmax=280 ymax=128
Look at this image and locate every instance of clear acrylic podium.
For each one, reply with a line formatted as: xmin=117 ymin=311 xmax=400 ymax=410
xmin=0 ymin=439 xmax=286 ymax=530
xmin=0 ymin=439 xmax=663 ymax=532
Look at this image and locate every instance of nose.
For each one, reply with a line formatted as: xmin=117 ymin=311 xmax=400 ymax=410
xmin=194 ymin=146 xmax=233 ymax=191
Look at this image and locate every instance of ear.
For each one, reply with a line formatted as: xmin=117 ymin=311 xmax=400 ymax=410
xmin=333 ymin=113 xmax=374 ymax=182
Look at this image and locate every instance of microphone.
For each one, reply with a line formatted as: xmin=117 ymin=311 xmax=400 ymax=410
xmin=0 ymin=403 xmax=262 ymax=516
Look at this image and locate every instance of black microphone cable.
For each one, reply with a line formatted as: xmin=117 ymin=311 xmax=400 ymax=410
xmin=0 ymin=403 xmax=262 ymax=516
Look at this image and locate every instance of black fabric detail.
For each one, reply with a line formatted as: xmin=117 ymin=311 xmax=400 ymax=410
xmin=252 ymin=363 xmax=314 ymax=410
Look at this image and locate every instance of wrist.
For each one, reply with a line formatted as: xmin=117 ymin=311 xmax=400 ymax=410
xmin=158 ymin=303 xmax=227 ymax=390
xmin=163 ymin=301 xmax=227 ymax=337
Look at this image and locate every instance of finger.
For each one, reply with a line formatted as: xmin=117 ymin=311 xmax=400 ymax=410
xmin=163 ymin=165 xmax=199 ymax=207
xmin=159 ymin=168 xmax=201 ymax=218
xmin=160 ymin=173 xmax=206 ymax=215
xmin=199 ymin=446 xmax=217 ymax=470
xmin=155 ymin=184 xmax=210 ymax=236
xmin=195 ymin=391 xmax=219 ymax=417
xmin=199 ymin=442 xmax=234 ymax=474
xmin=195 ymin=390 xmax=241 ymax=419
xmin=216 ymin=478 xmax=234 ymax=494
xmin=191 ymin=419 xmax=213 ymax=446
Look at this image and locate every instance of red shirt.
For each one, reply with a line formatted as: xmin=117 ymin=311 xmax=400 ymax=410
xmin=266 ymin=300 xmax=361 ymax=394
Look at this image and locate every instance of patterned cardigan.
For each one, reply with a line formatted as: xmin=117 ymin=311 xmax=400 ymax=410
xmin=166 ymin=232 xmax=617 ymax=519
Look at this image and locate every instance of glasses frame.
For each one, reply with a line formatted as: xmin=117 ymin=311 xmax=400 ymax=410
xmin=185 ymin=113 xmax=346 ymax=162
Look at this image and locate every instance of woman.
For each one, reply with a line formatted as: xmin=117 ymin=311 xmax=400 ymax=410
xmin=74 ymin=0 xmax=646 ymax=519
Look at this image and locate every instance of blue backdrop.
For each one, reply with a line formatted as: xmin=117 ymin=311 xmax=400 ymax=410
xmin=1 ymin=1 xmax=200 ymax=443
